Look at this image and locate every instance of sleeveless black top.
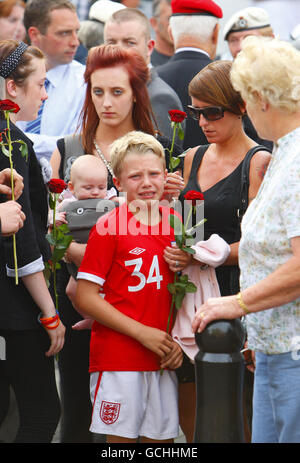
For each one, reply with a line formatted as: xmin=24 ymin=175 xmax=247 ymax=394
xmin=180 ymin=145 xmax=243 ymax=296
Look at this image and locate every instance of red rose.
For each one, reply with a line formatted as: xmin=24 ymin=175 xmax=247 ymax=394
xmin=168 ymin=109 xmax=187 ymax=123
xmin=0 ymin=99 xmax=20 ymax=113
xmin=48 ymin=178 xmax=67 ymax=194
xmin=184 ymin=190 xmax=204 ymax=206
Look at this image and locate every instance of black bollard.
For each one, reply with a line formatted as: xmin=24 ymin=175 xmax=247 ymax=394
xmin=193 ymin=319 xmax=246 ymax=443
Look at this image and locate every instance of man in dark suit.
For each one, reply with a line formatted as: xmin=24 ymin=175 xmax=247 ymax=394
xmin=157 ymin=0 xmax=223 ymax=150
xmin=150 ymin=0 xmax=174 ymax=67
xmin=104 ymin=7 xmax=185 ymax=146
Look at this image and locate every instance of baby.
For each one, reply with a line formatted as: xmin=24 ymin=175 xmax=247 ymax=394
xmin=56 ymin=154 xmax=116 ymax=226
xmin=52 ymin=155 xmax=117 ymax=315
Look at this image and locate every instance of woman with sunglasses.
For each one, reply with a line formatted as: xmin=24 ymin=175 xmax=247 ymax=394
xmin=183 ymin=60 xmax=271 ymax=296
xmin=172 ymin=60 xmax=271 ymax=443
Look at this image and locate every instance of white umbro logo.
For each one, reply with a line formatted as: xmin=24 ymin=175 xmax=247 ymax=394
xmin=129 ymin=247 xmax=146 ymax=255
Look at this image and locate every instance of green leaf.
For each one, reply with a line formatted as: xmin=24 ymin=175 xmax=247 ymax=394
xmin=167 ymin=283 xmax=176 ymax=294
xmin=169 ymin=214 xmax=184 ymax=235
xmin=169 ymin=156 xmax=180 ymax=170
xmin=48 ymin=193 xmax=55 ymax=210
xmin=1 ymin=144 xmax=10 ymax=158
xmin=178 ymin=148 xmax=192 ymax=158
xmin=45 ymin=233 xmax=56 ymax=246
xmin=178 ymin=124 xmax=185 ymax=140
xmin=186 ymin=282 xmax=197 ymax=293
xmin=52 ymin=248 xmax=67 ymax=262
xmin=175 ymin=234 xmax=184 ymax=249
xmin=185 ymin=234 xmax=195 ymax=241
xmin=16 ymin=140 xmax=28 ymax=161
xmin=58 ymin=223 xmax=70 ymax=234
xmin=174 ymin=282 xmax=187 ymax=291
xmin=178 ymin=274 xmax=189 ymax=283
xmin=175 ymin=292 xmax=185 ymax=310
xmin=181 ymin=245 xmax=195 ymax=255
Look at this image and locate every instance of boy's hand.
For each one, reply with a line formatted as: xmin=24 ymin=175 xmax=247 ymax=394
xmin=137 ymin=325 xmax=174 ymax=358
xmin=160 ymin=341 xmax=183 ymax=370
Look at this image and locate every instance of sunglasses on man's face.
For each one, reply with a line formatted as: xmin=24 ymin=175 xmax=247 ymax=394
xmin=187 ymin=105 xmax=226 ymax=121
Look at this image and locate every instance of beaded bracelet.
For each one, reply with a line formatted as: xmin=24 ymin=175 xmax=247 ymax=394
xmin=236 ymin=292 xmax=250 ymax=315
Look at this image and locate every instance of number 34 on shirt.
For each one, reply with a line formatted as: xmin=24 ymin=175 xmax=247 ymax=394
xmin=125 ymin=255 xmax=163 ymax=292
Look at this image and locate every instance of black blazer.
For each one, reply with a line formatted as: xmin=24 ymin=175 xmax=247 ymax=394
xmin=157 ymin=50 xmax=212 ymax=150
xmin=0 ymin=119 xmax=50 ymax=330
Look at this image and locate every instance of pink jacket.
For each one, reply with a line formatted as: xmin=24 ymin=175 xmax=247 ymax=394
xmin=171 ymin=234 xmax=231 ymax=361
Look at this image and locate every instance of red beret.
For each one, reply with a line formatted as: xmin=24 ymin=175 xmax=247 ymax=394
xmin=171 ymin=0 xmax=223 ymax=18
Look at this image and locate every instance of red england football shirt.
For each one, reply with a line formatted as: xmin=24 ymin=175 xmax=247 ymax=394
xmin=77 ymin=203 xmax=178 ymax=372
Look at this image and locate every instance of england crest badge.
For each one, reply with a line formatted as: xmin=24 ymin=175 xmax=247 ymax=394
xmin=100 ymin=401 xmax=121 ymax=424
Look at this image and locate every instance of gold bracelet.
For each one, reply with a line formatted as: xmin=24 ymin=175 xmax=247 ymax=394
xmin=236 ymin=292 xmax=250 ymax=315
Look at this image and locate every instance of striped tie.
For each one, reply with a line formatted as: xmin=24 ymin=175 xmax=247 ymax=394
xmin=26 ymin=78 xmax=50 ymax=134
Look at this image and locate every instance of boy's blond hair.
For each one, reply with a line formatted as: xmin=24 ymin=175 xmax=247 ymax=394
xmin=110 ymin=131 xmax=166 ymax=179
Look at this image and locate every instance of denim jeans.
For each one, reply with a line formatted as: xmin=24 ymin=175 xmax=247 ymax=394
xmin=252 ymin=351 xmax=300 ymax=443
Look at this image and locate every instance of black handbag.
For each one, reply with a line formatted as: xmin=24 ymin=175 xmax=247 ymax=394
xmin=229 ymin=145 xmax=272 ymax=294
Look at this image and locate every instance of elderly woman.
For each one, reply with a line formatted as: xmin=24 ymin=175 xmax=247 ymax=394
xmin=193 ymin=36 xmax=300 ymax=443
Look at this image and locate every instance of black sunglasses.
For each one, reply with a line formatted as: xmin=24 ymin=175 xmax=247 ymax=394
xmin=187 ymin=105 xmax=226 ymax=121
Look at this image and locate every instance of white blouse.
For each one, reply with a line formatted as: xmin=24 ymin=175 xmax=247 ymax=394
xmin=239 ymin=126 xmax=300 ymax=354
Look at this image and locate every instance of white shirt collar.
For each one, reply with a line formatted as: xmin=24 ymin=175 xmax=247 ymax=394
xmin=175 ymin=47 xmax=210 ymax=58
xmin=46 ymin=64 xmax=70 ymax=88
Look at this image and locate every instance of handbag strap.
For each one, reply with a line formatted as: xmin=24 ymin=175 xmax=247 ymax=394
xmin=238 ymin=144 xmax=272 ymax=224
xmin=63 ymin=133 xmax=85 ymax=183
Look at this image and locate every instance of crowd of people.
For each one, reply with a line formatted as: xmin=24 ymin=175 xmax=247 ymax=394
xmin=0 ymin=0 xmax=300 ymax=445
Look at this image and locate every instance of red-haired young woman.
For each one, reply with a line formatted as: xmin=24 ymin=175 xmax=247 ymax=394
xmin=51 ymin=44 xmax=182 ymax=190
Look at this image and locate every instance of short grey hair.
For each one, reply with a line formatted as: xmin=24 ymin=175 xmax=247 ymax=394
xmin=169 ymin=15 xmax=218 ymax=46
xmin=231 ymin=36 xmax=300 ymax=113
xmin=78 ymin=20 xmax=104 ymax=50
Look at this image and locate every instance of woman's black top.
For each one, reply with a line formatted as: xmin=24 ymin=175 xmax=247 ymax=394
xmin=180 ymin=145 xmax=242 ymax=296
xmin=0 ymin=119 xmax=50 ymax=330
